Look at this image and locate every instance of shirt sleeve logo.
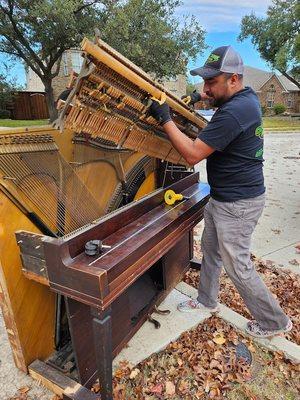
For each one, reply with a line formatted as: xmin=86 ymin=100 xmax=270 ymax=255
xmin=255 ymin=125 xmax=264 ymax=138
xmin=255 ymin=147 xmax=264 ymax=158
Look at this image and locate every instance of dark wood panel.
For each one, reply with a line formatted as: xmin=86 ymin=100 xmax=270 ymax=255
xmin=65 ymin=173 xmax=199 ymax=258
xmin=64 ymin=263 xmax=163 ymax=387
xmin=41 ymin=179 xmax=209 ymax=308
xmin=65 ymin=298 xmax=95 ymax=386
xmin=163 ymin=232 xmax=191 ymax=291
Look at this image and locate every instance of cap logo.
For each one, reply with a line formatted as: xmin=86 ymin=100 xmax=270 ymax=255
xmin=206 ymin=53 xmax=220 ymax=63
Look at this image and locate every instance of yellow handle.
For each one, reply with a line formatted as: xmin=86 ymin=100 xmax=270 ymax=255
xmin=151 ymin=92 xmax=167 ymax=105
xmin=182 ymin=95 xmax=191 ymax=105
xmin=164 ymin=189 xmax=183 ymax=205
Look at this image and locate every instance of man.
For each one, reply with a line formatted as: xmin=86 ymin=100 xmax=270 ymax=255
xmin=149 ymin=46 xmax=292 ymax=338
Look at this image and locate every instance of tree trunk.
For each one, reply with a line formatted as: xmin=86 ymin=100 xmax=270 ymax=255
xmin=43 ymin=78 xmax=58 ymax=122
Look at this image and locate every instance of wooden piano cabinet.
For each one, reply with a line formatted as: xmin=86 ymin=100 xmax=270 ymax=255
xmin=64 ymin=236 xmax=192 ymax=399
xmin=18 ymin=173 xmax=210 ymax=400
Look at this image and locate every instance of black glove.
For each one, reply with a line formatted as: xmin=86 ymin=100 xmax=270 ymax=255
xmin=149 ymin=100 xmax=172 ymax=125
xmin=58 ymin=88 xmax=72 ymax=101
xmin=181 ymin=90 xmax=202 ymax=106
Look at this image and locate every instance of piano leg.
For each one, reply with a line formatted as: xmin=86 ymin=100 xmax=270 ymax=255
xmin=91 ymin=307 xmax=113 ymax=400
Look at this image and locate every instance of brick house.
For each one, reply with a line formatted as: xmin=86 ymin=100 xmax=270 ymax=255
xmin=26 ymin=49 xmax=84 ymax=99
xmin=162 ymin=74 xmax=186 ymax=99
xmin=26 ymin=49 xmax=187 ymax=100
xmin=195 ymin=66 xmax=300 ymax=114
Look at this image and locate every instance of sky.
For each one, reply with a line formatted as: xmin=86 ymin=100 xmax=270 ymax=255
xmin=0 ymin=0 xmax=274 ymax=87
xmin=176 ymin=0 xmax=274 ymax=83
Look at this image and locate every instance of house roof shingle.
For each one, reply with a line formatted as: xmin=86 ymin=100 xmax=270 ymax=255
xmin=194 ymin=66 xmax=299 ymax=92
xmin=277 ymin=74 xmax=299 ymax=91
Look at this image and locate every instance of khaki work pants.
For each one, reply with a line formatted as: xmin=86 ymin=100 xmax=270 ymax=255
xmin=197 ymin=194 xmax=289 ymax=331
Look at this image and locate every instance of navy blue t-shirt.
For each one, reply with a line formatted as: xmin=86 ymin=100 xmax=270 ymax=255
xmin=198 ymin=87 xmax=265 ymax=202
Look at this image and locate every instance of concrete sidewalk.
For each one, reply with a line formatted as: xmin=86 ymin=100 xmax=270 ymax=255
xmin=0 ymin=132 xmax=299 ymax=399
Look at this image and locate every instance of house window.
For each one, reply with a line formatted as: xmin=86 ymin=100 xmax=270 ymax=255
xmin=71 ymin=51 xmax=83 ymax=74
xmin=286 ymin=93 xmax=294 ymax=108
xmin=267 ymin=90 xmax=275 ymax=108
xmin=62 ymin=53 xmax=68 ymax=76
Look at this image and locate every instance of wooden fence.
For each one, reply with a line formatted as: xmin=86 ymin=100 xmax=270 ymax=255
xmin=10 ymin=91 xmax=49 ymax=120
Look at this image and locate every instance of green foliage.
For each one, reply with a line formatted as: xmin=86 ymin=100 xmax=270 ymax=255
xmin=186 ymin=80 xmax=197 ymax=96
xmin=0 ymin=0 xmax=206 ymax=119
xmin=100 ymin=0 xmax=206 ymax=79
xmin=0 ymin=64 xmax=22 ymax=116
xmin=239 ymin=0 xmax=300 ymax=88
xmin=0 ymin=109 xmax=10 ymax=118
xmin=0 ymin=0 xmax=101 ymax=78
xmin=0 ymin=0 xmax=106 ymax=120
xmin=0 ymin=75 xmax=12 ymax=109
xmin=273 ymin=103 xmax=286 ymax=115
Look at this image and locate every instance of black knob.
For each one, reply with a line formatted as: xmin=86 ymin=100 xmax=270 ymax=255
xmin=85 ymin=240 xmax=102 ymax=256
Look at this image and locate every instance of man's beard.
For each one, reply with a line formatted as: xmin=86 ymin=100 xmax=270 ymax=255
xmin=208 ymin=95 xmax=228 ymax=107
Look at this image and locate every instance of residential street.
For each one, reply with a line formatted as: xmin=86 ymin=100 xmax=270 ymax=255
xmin=0 ymin=131 xmax=299 ymax=399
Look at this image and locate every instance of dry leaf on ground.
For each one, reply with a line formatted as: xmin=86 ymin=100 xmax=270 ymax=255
xmin=184 ymin=253 xmax=300 ymax=345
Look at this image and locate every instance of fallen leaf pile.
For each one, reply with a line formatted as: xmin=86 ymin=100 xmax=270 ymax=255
xmin=184 ymin=253 xmax=300 ymax=345
xmin=109 ymin=316 xmax=299 ymax=399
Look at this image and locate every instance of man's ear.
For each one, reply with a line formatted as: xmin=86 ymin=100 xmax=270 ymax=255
xmin=227 ymin=74 xmax=239 ymax=88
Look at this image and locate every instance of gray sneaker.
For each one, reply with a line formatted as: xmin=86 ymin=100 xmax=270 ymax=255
xmin=246 ymin=319 xmax=293 ymax=338
xmin=177 ymin=299 xmax=220 ymax=313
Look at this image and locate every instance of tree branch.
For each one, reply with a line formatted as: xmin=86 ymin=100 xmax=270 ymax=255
xmin=0 ymin=48 xmax=20 ymax=57
xmin=279 ymin=70 xmax=300 ymax=89
xmin=50 ymin=52 xmax=64 ymax=78
xmin=2 ymin=33 xmax=43 ymax=78
xmin=74 ymin=0 xmax=100 ymax=14
xmin=0 ymin=3 xmax=46 ymax=73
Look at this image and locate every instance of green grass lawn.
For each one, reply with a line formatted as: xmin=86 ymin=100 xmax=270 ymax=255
xmin=0 ymin=119 xmax=49 ymax=128
xmin=0 ymin=117 xmax=299 ymax=132
xmin=263 ymin=116 xmax=300 ymax=131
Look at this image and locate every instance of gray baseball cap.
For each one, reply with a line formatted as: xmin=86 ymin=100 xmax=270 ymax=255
xmin=190 ymin=46 xmax=244 ymax=79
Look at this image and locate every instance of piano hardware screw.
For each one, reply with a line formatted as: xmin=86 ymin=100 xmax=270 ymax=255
xmin=85 ymin=239 xmax=111 ymax=256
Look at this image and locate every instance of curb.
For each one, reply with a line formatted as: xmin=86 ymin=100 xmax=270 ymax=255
xmin=176 ymin=281 xmax=300 ymax=364
xmin=265 ymin=130 xmax=300 ymax=134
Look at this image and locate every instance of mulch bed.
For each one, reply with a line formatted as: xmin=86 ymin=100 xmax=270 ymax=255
xmin=184 ymin=252 xmax=300 ymax=345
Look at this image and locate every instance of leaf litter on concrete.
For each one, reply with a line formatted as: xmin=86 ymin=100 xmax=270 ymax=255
xmin=109 ymin=250 xmax=300 ymax=399
xmin=11 ymin=318 xmax=300 ymax=400
xmin=184 ymin=253 xmax=300 ymax=345
xmin=110 ymin=316 xmax=299 ymax=399
xmin=10 ymin=250 xmax=300 ymax=400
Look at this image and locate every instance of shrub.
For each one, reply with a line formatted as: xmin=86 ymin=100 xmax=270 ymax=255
xmin=273 ymin=103 xmax=286 ymax=115
xmin=0 ymin=108 xmax=10 ymax=119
